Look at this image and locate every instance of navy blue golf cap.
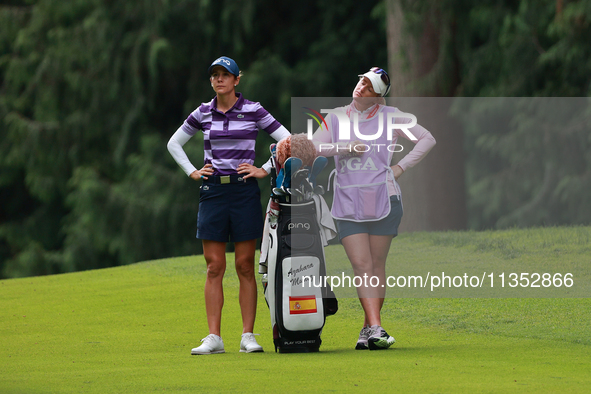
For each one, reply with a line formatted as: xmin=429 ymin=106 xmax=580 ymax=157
xmin=208 ymin=56 xmax=240 ymax=76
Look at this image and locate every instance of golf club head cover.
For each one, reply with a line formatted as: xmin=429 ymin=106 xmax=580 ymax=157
xmin=291 ymin=133 xmax=317 ymax=168
xmin=276 ymin=136 xmax=291 ymax=167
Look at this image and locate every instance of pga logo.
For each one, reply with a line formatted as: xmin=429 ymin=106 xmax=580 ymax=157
xmin=307 ymin=110 xmax=418 ymax=142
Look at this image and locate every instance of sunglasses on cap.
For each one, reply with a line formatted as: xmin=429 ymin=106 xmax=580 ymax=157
xmin=370 ymin=67 xmax=391 ymax=96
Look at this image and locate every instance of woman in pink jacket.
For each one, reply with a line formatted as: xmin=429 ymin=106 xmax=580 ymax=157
xmin=312 ymin=67 xmax=436 ymax=350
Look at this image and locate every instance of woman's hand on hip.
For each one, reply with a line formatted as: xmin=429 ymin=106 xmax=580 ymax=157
xmin=189 ymin=164 xmax=214 ymax=181
xmin=391 ymin=164 xmax=404 ymax=181
xmin=237 ymin=163 xmax=268 ymax=179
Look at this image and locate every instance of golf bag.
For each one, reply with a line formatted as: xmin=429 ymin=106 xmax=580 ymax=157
xmin=260 ymin=149 xmax=337 ymax=353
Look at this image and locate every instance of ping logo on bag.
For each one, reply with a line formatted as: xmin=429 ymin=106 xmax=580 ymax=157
xmin=289 ymin=296 xmax=317 ymax=315
xmin=285 ymin=219 xmax=311 ymax=232
xmin=287 ymin=222 xmax=311 ymax=231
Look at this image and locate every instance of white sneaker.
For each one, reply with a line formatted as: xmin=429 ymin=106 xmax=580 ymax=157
xmin=355 ymin=325 xmax=371 ymax=350
xmin=191 ymin=334 xmax=225 ymax=355
xmin=240 ymin=333 xmax=264 ymax=353
xmin=368 ymin=325 xmax=395 ymax=350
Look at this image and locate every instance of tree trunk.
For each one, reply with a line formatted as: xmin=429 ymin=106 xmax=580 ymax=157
xmin=386 ymin=0 xmax=466 ymax=232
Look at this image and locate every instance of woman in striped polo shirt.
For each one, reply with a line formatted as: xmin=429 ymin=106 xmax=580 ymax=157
xmin=167 ymin=56 xmax=290 ymax=355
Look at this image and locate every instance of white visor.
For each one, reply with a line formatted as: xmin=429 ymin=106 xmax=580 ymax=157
xmin=358 ymin=71 xmax=388 ymax=96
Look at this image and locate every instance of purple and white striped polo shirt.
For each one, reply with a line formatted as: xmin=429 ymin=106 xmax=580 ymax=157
xmin=181 ymin=93 xmax=283 ymax=175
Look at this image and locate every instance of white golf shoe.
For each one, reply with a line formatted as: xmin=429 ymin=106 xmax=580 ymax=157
xmin=191 ymin=334 xmax=225 ymax=355
xmin=240 ymin=333 xmax=264 ymax=353
xmin=355 ymin=325 xmax=371 ymax=350
xmin=368 ymin=325 xmax=395 ymax=350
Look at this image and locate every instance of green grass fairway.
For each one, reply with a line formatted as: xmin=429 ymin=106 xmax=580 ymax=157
xmin=1 ymin=227 xmax=590 ymax=393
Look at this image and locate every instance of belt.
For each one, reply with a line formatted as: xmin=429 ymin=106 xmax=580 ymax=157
xmin=202 ymin=174 xmax=252 ymax=184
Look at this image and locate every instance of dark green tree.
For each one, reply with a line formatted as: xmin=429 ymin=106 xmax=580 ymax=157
xmin=0 ymin=0 xmax=387 ymax=278
xmin=387 ymin=0 xmax=591 ymax=230
xmin=457 ymin=0 xmax=591 ymax=229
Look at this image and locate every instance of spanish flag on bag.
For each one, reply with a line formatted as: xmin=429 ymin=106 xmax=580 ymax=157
xmin=289 ymin=296 xmax=317 ymax=315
